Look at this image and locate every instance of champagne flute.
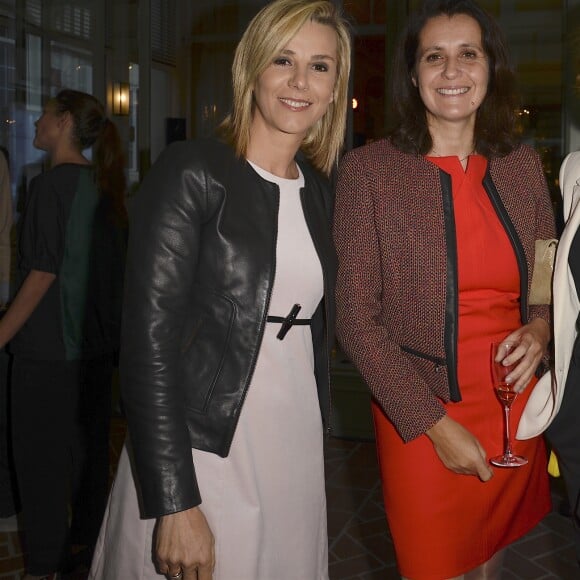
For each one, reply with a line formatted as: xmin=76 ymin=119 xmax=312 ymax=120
xmin=489 ymin=341 xmax=528 ymax=467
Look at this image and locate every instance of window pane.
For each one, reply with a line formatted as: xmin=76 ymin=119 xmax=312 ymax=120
xmin=26 ymin=34 xmax=41 ymax=110
xmin=25 ymin=0 xmax=41 ymax=27
xmin=0 ymin=15 xmax=15 ymax=111
xmin=46 ymin=0 xmax=94 ymax=40
xmin=49 ymin=41 xmax=92 ymax=94
xmin=0 ymin=10 xmax=15 ymax=201
xmin=151 ymin=0 xmax=176 ymax=66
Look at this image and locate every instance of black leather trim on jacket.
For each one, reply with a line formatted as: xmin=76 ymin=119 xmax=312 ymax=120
xmin=483 ymin=171 xmax=529 ymax=323
xmin=120 ymin=138 xmax=336 ymax=518
xmin=439 ymin=171 xmax=461 ymax=402
xmin=434 ymin=165 xmax=530 ymax=405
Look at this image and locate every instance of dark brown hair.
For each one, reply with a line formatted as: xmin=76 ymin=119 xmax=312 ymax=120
xmin=388 ymin=0 xmax=519 ymax=158
xmin=53 ymin=89 xmax=127 ymax=225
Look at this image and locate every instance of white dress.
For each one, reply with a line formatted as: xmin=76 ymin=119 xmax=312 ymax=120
xmin=89 ymin=163 xmax=329 ymax=580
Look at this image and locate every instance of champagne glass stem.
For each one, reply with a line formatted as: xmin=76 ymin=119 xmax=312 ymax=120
xmin=503 ymin=404 xmax=513 ymax=458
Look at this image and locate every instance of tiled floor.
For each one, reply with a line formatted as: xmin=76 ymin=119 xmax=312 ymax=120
xmin=0 ymin=420 xmax=577 ymax=579
xmin=325 ymin=437 xmax=579 ymax=580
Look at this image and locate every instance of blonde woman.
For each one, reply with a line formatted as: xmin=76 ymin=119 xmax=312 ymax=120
xmin=89 ymin=1 xmax=351 ymax=579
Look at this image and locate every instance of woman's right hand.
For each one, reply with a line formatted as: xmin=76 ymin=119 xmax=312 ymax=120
xmin=426 ymin=415 xmax=494 ymax=482
xmin=156 ymin=506 xmax=215 ymax=580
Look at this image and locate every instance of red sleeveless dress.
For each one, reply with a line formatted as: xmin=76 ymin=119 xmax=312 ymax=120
xmin=372 ymin=155 xmax=551 ymax=579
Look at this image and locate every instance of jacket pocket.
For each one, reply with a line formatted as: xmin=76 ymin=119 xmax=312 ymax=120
xmin=400 ymin=345 xmax=450 ymax=402
xmin=400 ymin=345 xmax=445 ymax=366
xmin=178 ymin=290 xmax=236 ymax=412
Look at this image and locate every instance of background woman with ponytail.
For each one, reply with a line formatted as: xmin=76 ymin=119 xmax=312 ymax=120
xmin=0 ymin=89 xmax=127 ymax=580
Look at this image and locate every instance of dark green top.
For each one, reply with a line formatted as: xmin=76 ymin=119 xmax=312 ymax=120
xmin=11 ymin=163 xmax=126 ymax=360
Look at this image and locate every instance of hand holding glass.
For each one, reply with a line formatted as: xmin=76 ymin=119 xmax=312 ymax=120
xmin=490 ymin=341 xmax=528 ymax=467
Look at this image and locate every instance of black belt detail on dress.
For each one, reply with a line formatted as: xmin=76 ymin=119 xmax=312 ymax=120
xmin=266 ymin=303 xmax=311 ymax=340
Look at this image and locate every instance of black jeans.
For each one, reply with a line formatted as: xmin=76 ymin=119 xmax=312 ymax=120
xmin=0 ymin=348 xmax=18 ymax=516
xmin=11 ymin=355 xmax=113 ymax=574
xmin=70 ymin=355 xmax=113 ymax=549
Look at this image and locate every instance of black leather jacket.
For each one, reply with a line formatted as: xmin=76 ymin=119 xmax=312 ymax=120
xmin=120 ymin=138 xmax=336 ymax=518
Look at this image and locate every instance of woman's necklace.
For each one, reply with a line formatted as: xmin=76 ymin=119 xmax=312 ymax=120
xmin=429 ymin=147 xmax=475 ymax=163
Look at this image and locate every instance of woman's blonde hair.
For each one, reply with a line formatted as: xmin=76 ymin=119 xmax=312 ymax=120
xmin=219 ymin=0 xmax=351 ymax=176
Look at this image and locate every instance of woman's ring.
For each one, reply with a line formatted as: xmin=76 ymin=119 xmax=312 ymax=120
xmin=169 ymin=570 xmax=183 ymax=579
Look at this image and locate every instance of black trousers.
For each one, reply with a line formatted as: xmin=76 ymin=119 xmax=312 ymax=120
xmin=70 ymin=356 xmax=113 ymax=548
xmin=546 ymin=356 xmax=580 ymax=562
xmin=11 ymin=355 xmax=113 ymax=574
xmin=0 ymin=348 xmax=18 ymax=516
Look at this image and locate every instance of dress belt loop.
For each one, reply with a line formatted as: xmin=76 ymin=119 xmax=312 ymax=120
xmin=266 ymin=303 xmax=312 ymax=340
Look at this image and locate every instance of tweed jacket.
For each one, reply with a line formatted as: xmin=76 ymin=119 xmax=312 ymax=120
xmin=334 ymin=139 xmax=555 ymax=442
xmin=517 ymin=151 xmax=580 ymax=439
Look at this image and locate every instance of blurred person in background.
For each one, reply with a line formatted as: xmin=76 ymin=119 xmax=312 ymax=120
xmin=0 ymin=89 xmax=127 ymax=580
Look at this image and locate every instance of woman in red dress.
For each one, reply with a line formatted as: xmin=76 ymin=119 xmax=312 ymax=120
xmin=333 ymin=1 xmax=555 ymax=578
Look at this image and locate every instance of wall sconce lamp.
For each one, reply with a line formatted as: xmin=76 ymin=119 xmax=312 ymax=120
xmin=112 ymin=82 xmax=130 ymax=116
